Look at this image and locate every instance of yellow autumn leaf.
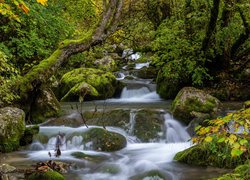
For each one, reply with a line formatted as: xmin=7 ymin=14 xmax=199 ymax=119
xmin=36 ymin=0 xmax=48 ymax=6
xmin=204 ymin=136 xmax=213 ymax=142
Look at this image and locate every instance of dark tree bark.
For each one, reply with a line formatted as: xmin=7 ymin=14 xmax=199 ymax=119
xmin=17 ymin=0 xmax=124 ymax=103
xmin=202 ymin=0 xmax=221 ymax=51
xmin=230 ymin=7 xmax=250 ymax=60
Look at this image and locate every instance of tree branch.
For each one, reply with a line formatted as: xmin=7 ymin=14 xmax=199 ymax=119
xmin=18 ymin=0 xmax=124 ymax=103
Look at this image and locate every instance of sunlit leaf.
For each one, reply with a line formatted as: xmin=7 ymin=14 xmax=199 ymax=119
xmin=217 ymin=137 xmax=225 ymax=143
xmin=36 ymin=0 xmax=48 ymax=6
xmin=239 ymin=139 xmax=248 ymax=145
xmin=204 ymin=136 xmax=213 ymax=142
xmin=231 ymin=148 xmax=243 ymax=157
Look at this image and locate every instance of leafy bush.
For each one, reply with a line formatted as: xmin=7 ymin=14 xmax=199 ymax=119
xmin=193 ymin=107 xmax=250 ymax=164
xmin=0 ymin=51 xmax=19 ymax=106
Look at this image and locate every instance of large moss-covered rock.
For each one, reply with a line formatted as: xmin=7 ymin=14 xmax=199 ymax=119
xmin=83 ymin=128 xmax=127 ymax=152
xmin=134 ymin=109 xmax=164 ymax=142
xmin=213 ymin=160 xmax=250 ymax=180
xmin=31 ymin=88 xmax=61 ymax=124
xmin=60 ymin=68 xmax=120 ymax=101
xmin=0 ymin=107 xmax=25 ymax=152
xmin=83 ymin=109 xmax=130 ymax=130
xmin=172 ymin=87 xmax=221 ymax=124
xmin=94 ymin=56 xmax=117 ymax=71
xmin=174 ymin=144 xmax=245 ymax=169
xmin=156 ymin=70 xmax=183 ymax=99
xmin=28 ymin=171 xmax=65 ymax=180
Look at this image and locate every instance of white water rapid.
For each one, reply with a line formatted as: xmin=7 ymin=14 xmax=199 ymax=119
xmin=27 ymin=112 xmax=192 ymax=180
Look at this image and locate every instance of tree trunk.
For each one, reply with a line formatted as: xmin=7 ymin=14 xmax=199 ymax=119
xmin=202 ymin=0 xmax=220 ymax=51
xmin=17 ymin=0 xmax=124 ymax=103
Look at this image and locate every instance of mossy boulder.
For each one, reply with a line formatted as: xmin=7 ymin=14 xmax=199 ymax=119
xmin=156 ymin=74 xmax=183 ymax=100
xmin=94 ymin=56 xmax=117 ymax=71
xmin=41 ymin=114 xmax=84 ymax=127
xmin=134 ymin=109 xmax=164 ymax=142
xmin=83 ymin=109 xmax=130 ymax=130
xmin=174 ymin=144 xmax=245 ymax=169
xmin=213 ymin=160 xmax=250 ymax=180
xmin=71 ymin=152 xmax=109 ymax=162
xmin=172 ymin=87 xmax=221 ymax=124
xmin=60 ymin=68 xmax=120 ymax=101
xmin=0 ymin=107 xmax=25 ymax=152
xmin=31 ymin=88 xmax=61 ymax=124
xmin=131 ymin=66 xmax=158 ymax=79
xmin=83 ymin=128 xmax=127 ymax=152
xmin=130 ymin=170 xmax=168 ymax=180
xmin=27 ymin=171 xmax=65 ymax=180
xmin=19 ymin=125 xmax=39 ymax=146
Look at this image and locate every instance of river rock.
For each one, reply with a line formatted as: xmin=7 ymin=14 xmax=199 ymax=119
xmin=83 ymin=109 xmax=130 ymax=130
xmin=19 ymin=125 xmax=39 ymax=146
xmin=30 ymin=88 xmax=61 ymax=124
xmin=83 ymin=128 xmax=127 ymax=152
xmin=134 ymin=109 xmax=164 ymax=142
xmin=59 ymin=68 xmax=121 ymax=101
xmin=27 ymin=171 xmax=65 ymax=180
xmin=0 ymin=107 xmax=25 ymax=152
xmin=156 ymin=70 xmax=183 ymax=99
xmin=71 ymin=152 xmax=109 ymax=162
xmin=94 ymin=56 xmax=117 ymax=71
xmin=130 ymin=170 xmax=169 ymax=180
xmin=131 ymin=66 xmax=158 ymax=79
xmin=172 ymin=87 xmax=221 ymax=124
xmin=0 ymin=164 xmax=16 ymax=174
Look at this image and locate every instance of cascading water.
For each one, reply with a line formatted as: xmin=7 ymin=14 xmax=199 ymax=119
xmin=26 ymin=111 xmax=194 ymax=180
xmin=164 ymin=113 xmax=191 ymax=143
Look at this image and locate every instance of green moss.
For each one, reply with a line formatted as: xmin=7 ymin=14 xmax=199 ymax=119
xmin=0 ymin=141 xmax=20 ymax=153
xmin=172 ymin=87 xmax=220 ymax=124
xmin=83 ymin=128 xmax=127 ymax=152
xmin=33 ymin=133 xmax=49 ymax=144
xmin=0 ymin=107 xmax=25 ymax=152
xmin=156 ymin=70 xmax=182 ymax=99
xmin=174 ymin=144 xmax=246 ymax=169
xmin=134 ymin=109 xmax=163 ymax=142
xmin=20 ymin=125 xmax=39 ymax=146
xmin=98 ymin=164 xmax=121 ymax=174
xmin=71 ymin=152 xmax=108 ymax=162
xmin=28 ymin=171 xmax=65 ymax=180
xmin=60 ymin=68 xmax=118 ymax=101
xmin=212 ymin=160 xmax=250 ymax=180
xmin=59 ymin=31 xmax=93 ymax=48
xmin=20 ymin=49 xmax=62 ymax=100
xmin=130 ymin=170 xmax=167 ymax=180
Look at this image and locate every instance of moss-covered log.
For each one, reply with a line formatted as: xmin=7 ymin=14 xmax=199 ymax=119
xmin=17 ymin=0 xmax=124 ymax=104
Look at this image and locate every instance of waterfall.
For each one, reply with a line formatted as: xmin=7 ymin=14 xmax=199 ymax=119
xmin=121 ymin=87 xmax=150 ymax=98
xmin=164 ymin=113 xmax=191 ymax=143
xmin=128 ymin=110 xmax=137 ymax=135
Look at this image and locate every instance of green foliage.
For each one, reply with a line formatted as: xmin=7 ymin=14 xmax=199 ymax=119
xmin=193 ymin=107 xmax=250 ymax=165
xmin=0 ymin=0 xmax=74 ymax=71
xmin=213 ymin=160 xmax=250 ymax=180
xmin=152 ymin=17 xmax=211 ymax=86
xmin=0 ymin=51 xmax=19 ymax=106
xmin=57 ymin=0 xmax=99 ymax=31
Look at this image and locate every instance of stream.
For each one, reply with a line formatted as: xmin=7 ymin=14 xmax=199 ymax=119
xmin=0 ymin=62 xmax=231 ymax=179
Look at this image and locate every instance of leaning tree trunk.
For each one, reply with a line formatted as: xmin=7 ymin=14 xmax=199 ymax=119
xmin=17 ymin=0 xmax=124 ymax=104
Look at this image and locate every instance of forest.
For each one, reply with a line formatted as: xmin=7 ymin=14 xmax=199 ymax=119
xmin=0 ymin=0 xmax=249 ymax=179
